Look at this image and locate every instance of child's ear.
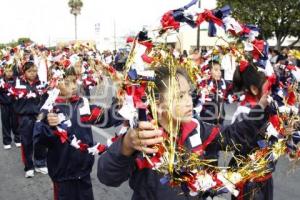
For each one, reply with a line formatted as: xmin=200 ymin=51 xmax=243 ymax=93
xmin=156 ymin=98 xmax=167 ymax=118
xmin=156 ymin=100 xmax=163 ymax=116
xmin=250 ymin=85 xmax=259 ymax=96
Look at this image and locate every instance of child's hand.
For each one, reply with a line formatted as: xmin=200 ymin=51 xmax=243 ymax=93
xmin=47 ymin=113 xmax=59 ymax=126
xmin=121 ymin=121 xmax=163 ymax=156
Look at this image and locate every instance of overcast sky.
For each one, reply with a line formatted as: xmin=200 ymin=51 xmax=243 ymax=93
xmin=0 ymin=0 xmax=216 ymax=45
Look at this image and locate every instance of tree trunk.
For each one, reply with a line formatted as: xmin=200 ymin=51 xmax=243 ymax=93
xmin=276 ymin=37 xmax=281 ymax=51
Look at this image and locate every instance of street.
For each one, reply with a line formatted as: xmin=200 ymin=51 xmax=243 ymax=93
xmin=0 ymin=126 xmax=299 ymax=200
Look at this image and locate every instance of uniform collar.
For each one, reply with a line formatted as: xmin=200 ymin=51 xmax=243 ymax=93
xmin=178 ymin=120 xmax=198 ymax=146
xmin=240 ymin=93 xmax=258 ymax=108
xmin=20 ymin=75 xmax=40 ymax=86
xmin=4 ymin=76 xmax=15 ymax=82
xmin=55 ymin=96 xmax=81 ymax=103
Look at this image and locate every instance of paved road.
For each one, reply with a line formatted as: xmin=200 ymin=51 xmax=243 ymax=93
xmin=1 ymin=129 xmax=299 ymax=200
xmin=0 ymin=85 xmax=299 ymax=200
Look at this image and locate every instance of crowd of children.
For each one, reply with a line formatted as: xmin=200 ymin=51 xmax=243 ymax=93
xmin=0 ymin=42 xmax=124 ymax=199
xmin=0 ymin=37 xmax=300 ymax=199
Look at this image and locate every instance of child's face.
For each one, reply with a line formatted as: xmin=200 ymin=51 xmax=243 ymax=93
xmin=74 ymin=61 xmax=82 ymax=75
xmin=24 ymin=66 xmax=38 ymax=82
xmin=211 ymin=64 xmax=221 ymax=81
xmin=4 ymin=68 xmax=13 ymax=79
xmin=58 ymin=75 xmax=78 ymax=98
xmin=158 ymin=74 xmax=193 ymax=123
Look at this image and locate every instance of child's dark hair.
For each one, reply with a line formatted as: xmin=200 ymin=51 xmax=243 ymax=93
xmin=23 ymin=61 xmax=35 ymax=72
xmin=3 ymin=63 xmax=13 ymax=71
xmin=153 ymin=66 xmax=190 ymax=95
xmin=207 ymin=60 xmax=220 ymax=70
xmin=233 ymin=62 xmax=266 ymax=94
xmin=64 ymin=67 xmax=77 ymax=78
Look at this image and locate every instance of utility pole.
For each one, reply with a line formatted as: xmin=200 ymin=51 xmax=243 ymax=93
xmin=113 ymin=20 xmax=117 ymax=51
xmin=95 ymin=23 xmax=100 ymax=51
xmin=75 ymin=15 xmax=77 ymax=40
xmin=196 ymin=0 xmax=201 ymax=50
xmin=48 ymin=36 xmax=51 ymax=47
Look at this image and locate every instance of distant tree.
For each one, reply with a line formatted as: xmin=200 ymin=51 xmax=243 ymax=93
xmin=7 ymin=40 xmax=18 ymax=48
xmin=17 ymin=37 xmax=32 ymax=45
xmin=0 ymin=44 xmax=6 ymax=49
xmin=0 ymin=37 xmax=33 ymax=49
xmin=217 ymin=0 xmax=300 ymax=50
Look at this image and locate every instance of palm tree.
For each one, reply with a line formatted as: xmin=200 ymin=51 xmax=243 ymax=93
xmin=68 ymin=0 xmax=83 ymax=41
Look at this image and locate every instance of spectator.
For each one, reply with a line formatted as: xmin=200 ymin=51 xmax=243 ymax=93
xmin=270 ymin=49 xmax=279 ymax=65
xmin=190 ymin=48 xmax=201 ymax=66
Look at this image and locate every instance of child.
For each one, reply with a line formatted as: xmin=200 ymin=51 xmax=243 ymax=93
xmin=0 ymin=64 xmax=20 ymax=149
xmin=230 ymin=62 xmax=273 ymax=200
xmin=12 ymin=61 xmax=48 ymax=178
xmin=33 ymin=67 xmax=122 ymax=200
xmin=97 ymin=66 xmax=269 ymax=200
xmin=198 ymin=61 xmax=228 ymax=125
